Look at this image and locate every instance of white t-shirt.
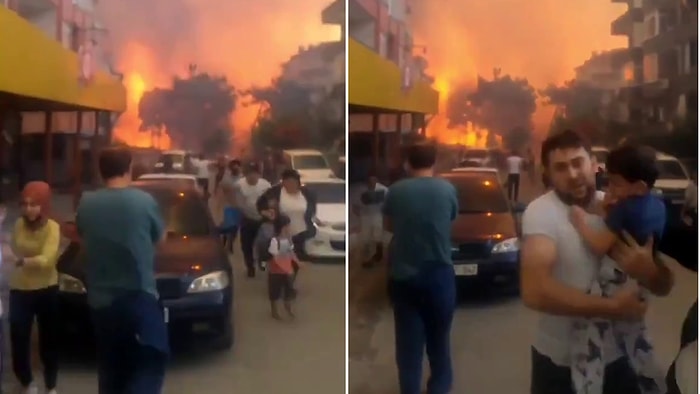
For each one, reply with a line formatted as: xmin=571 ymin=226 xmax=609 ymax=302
xmin=353 ymin=183 xmax=388 ymax=217
xmin=506 ymin=155 xmax=524 ymax=174
xmin=279 ymin=189 xmax=308 ymax=236
xmin=191 ymin=159 xmax=210 ymax=179
xmin=235 ymin=178 xmax=271 ymax=220
xmin=522 ymin=190 xmax=622 ymax=366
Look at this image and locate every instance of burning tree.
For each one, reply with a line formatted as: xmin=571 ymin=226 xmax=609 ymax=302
xmin=138 ymin=70 xmax=237 ymax=155
xmin=244 ymin=79 xmax=345 ymax=151
xmin=446 ymin=68 xmax=537 ymax=151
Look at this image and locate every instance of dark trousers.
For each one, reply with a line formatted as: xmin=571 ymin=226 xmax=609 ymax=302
xmin=240 ymin=217 xmax=262 ymax=273
xmin=9 ymin=286 xmax=59 ymax=389
xmin=531 ymin=348 xmax=642 ymax=394
xmin=92 ymin=294 xmax=168 ymax=394
xmin=389 ymin=264 xmax=456 ymax=394
xmin=507 ymin=173 xmax=520 ymax=201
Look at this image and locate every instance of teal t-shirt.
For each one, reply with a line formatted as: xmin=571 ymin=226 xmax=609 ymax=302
xmin=382 ymin=177 xmax=458 ymax=280
xmin=76 ymin=187 xmax=165 ymax=309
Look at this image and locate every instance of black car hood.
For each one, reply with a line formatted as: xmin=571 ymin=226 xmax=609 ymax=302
xmin=451 ymin=212 xmax=517 ymax=243
xmin=58 ymin=237 xmax=227 ymax=280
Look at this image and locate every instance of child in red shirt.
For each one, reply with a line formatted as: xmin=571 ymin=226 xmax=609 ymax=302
xmin=267 ymin=215 xmax=301 ymax=320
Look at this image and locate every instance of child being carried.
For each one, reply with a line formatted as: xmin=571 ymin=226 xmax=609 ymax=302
xmin=267 ymin=215 xmax=302 ymax=320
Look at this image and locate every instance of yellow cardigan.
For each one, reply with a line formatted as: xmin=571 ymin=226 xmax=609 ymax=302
xmin=10 ymin=218 xmax=61 ymax=291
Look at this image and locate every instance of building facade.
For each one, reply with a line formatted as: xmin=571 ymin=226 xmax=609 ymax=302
xmin=0 ymin=0 xmax=125 ymax=196
xmin=574 ymin=49 xmax=630 ymax=122
xmin=345 ymin=0 xmax=438 ymax=183
xmin=611 ymin=0 xmax=698 ymax=132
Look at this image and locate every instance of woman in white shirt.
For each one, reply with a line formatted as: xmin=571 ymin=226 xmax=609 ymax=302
xmin=259 ymin=169 xmax=317 ymax=259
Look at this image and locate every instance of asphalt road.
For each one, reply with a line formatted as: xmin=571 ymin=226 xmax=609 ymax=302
xmin=348 ymin=171 xmax=698 ymax=394
xmin=1 ymin=241 xmax=346 ymax=393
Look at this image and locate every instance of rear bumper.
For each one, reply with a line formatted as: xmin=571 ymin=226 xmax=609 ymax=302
xmin=453 ymin=251 xmax=520 ymax=288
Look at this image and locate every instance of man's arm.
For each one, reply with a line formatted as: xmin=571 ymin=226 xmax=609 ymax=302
xmin=574 ymin=222 xmax=617 ymax=257
xmin=381 ymin=187 xmax=394 ymax=233
xmin=147 ymin=195 xmax=166 ymax=244
xmin=520 ymin=234 xmax=622 ymax=318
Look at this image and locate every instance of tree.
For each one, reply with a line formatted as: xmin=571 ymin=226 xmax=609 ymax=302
xmin=243 ymin=79 xmax=317 ymax=150
xmin=445 ymin=68 xmax=537 ymax=150
xmin=138 ymin=71 xmax=237 ymax=154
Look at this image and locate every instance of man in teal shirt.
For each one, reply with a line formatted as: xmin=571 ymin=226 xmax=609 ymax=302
xmin=77 ymin=146 xmax=167 ymax=394
xmin=382 ymin=142 xmax=458 ymax=394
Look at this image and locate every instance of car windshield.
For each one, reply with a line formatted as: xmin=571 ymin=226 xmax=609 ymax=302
xmin=444 ymin=175 xmax=510 ymax=213
xmin=292 ymin=154 xmax=329 ymax=170
xmin=303 ymin=182 xmax=346 ymax=204
xmin=657 ymin=159 xmax=688 ymax=180
xmin=463 ymin=150 xmax=488 ymax=159
xmin=161 ymin=153 xmax=185 ymax=164
xmin=593 ymin=151 xmax=608 ymax=165
xmin=146 ymin=190 xmax=211 ymax=236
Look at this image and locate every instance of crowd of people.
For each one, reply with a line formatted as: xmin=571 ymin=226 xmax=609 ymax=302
xmin=380 ymin=131 xmax=697 ymax=394
xmin=0 ymin=146 xmax=322 ymax=393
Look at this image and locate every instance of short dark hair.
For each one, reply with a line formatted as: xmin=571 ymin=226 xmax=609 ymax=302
xmin=404 ymin=141 xmax=437 ymax=170
xmin=98 ymin=146 xmax=132 ymax=180
xmin=256 ymin=195 xmax=273 ymax=213
xmin=245 ymin=161 xmax=260 ymax=174
xmin=540 ymin=129 xmax=591 ymax=167
xmin=606 ymin=144 xmax=659 ymax=188
xmin=281 ymin=169 xmax=301 ymax=181
xmin=274 ymin=214 xmax=292 ymax=234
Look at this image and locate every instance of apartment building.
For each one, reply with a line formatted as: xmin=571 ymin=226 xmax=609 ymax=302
xmin=0 ymin=0 xmax=126 ymax=194
xmin=574 ymin=49 xmax=630 ymax=122
xmin=346 ymin=0 xmax=438 ymax=182
xmin=611 ymin=0 xmax=698 ymax=131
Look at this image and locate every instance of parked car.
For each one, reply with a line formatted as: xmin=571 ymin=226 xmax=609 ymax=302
xmin=138 ymin=173 xmax=204 ymax=196
xmin=654 ymin=152 xmax=692 ymax=227
xmin=154 ymin=150 xmax=194 ymax=172
xmin=461 ymin=148 xmax=493 ymax=168
xmin=58 ymin=183 xmax=233 ymax=350
xmin=282 ymin=149 xmax=336 ymax=179
xmin=303 ymin=178 xmax=346 ymax=258
xmin=442 ymin=168 xmax=526 ymax=291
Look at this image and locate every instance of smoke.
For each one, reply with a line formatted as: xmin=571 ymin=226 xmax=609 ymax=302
xmin=96 ymin=0 xmax=340 ymax=147
xmin=409 ymin=0 xmax=628 ymax=135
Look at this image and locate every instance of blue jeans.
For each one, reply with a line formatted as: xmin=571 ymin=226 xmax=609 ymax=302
xmin=389 ymin=263 xmax=456 ymax=394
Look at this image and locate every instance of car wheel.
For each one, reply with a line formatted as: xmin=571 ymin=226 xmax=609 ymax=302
xmin=213 ymin=315 xmax=233 ymax=351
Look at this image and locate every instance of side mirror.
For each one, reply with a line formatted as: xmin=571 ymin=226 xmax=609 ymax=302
xmin=61 ymin=221 xmax=80 ymax=242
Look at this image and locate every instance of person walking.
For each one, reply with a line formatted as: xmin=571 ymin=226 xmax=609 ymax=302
xmin=382 ymin=142 xmax=458 ymax=394
xmin=261 ymin=169 xmax=317 ymax=261
xmin=192 ymin=153 xmax=210 ymax=197
xmin=506 ymin=150 xmax=524 ymax=202
xmin=211 ymin=157 xmax=240 ymax=253
xmin=235 ymin=162 xmax=271 ymax=277
xmin=76 ymin=146 xmax=169 ymax=394
xmin=520 ymin=130 xmax=674 ymax=394
xmin=9 ymin=181 xmax=61 ymax=394
xmin=351 ymin=172 xmax=387 ymax=268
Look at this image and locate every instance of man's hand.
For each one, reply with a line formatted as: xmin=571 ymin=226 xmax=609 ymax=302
xmin=569 ymin=205 xmax=587 ymax=230
xmin=610 ymin=283 xmax=647 ymax=321
xmin=610 ymin=231 xmax=673 ymax=296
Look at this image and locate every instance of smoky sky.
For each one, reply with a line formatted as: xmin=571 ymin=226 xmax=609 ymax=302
xmin=97 ymin=0 xmax=339 ymax=137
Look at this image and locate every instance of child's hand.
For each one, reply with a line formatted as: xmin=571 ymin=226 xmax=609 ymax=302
xmin=569 ymin=205 xmax=587 ymax=230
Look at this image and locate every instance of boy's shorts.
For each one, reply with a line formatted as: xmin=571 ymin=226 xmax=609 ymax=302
xmin=268 ymin=274 xmax=296 ymax=301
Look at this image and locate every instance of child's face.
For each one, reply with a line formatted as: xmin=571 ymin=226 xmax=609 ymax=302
xmin=607 ymin=174 xmax=647 ymax=200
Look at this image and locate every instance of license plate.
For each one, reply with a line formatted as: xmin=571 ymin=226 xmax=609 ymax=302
xmin=454 ymin=264 xmax=478 ymax=276
xmin=163 ymin=307 xmax=169 ymax=324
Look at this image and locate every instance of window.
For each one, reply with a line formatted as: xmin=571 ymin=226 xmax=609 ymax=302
xmin=148 ymin=191 xmax=211 ymax=236
xmin=442 ymin=174 xmax=510 ymax=213
xmin=292 ymin=154 xmax=329 ymax=170
xmin=70 ymin=24 xmax=80 ymax=52
xmin=303 ymin=182 xmax=345 ymax=204
xmin=657 ymin=160 xmax=689 ymax=180
xmin=646 ymin=15 xmax=657 ymax=38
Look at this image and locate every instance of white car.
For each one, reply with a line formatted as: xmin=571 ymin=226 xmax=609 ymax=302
xmin=303 ymin=178 xmax=346 ymax=258
xmin=461 ymin=148 xmax=492 ymax=168
xmin=282 ymin=149 xmax=336 ymax=179
xmin=591 ymin=146 xmax=610 ymax=171
xmin=154 ymin=150 xmax=191 ymax=171
xmin=137 ymin=173 xmax=203 ymax=196
xmin=653 ymin=152 xmax=691 ymax=203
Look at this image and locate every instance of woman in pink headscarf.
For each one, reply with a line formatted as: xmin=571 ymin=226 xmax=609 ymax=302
xmin=10 ymin=181 xmax=61 ymax=394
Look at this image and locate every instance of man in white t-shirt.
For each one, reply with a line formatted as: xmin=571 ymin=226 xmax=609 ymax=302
xmin=506 ymin=151 xmax=524 ymax=202
xmin=191 ymin=154 xmax=211 ymax=195
xmin=520 ymin=130 xmax=673 ymax=394
xmin=236 ymin=162 xmax=272 ymax=277
xmin=352 ymin=173 xmax=387 ymax=268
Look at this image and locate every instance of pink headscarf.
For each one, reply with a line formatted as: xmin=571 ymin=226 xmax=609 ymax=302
xmin=21 ymin=181 xmax=52 ymax=231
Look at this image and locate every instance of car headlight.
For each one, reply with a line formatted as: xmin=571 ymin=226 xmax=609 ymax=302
xmin=491 ymin=237 xmax=519 ymax=254
xmin=58 ymin=273 xmax=87 ymax=294
xmin=187 ymin=271 xmax=230 ymax=293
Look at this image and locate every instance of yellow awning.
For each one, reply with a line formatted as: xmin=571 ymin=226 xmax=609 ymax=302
xmin=348 ymin=38 xmax=438 ymax=114
xmin=0 ymin=7 xmax=126 ymax=112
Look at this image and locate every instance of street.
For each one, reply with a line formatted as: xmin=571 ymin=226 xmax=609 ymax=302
xmin=0 ymin=195 xmax=346 ymax=393
xmin=348 ymin=172 xmax=698 ymax=394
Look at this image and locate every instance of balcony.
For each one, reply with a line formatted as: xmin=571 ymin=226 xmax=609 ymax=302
xmin=15 ymin=0 xmax=55 ymax=19
xmin=642 ymin=12 xmax=698 ymax=52
xmin=348 ymin=38 xmax=438 ymax=114
xmin=611 ymin=7 xmax=644 ymax=35
xmin=321 ymin=0 xmax=344 ymax=26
